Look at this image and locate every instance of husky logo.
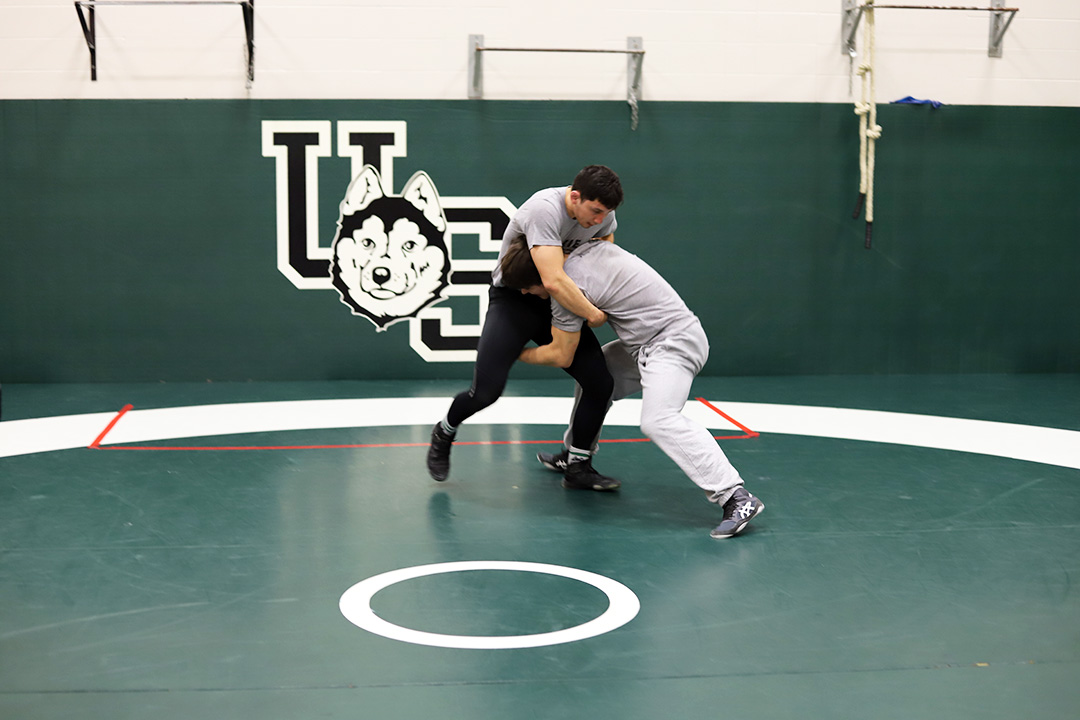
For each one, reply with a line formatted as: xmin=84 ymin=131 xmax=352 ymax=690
xmin=331 ymin=166 xmax=450 ymax=330
xmin=262 ymin=120 xmax=515 ymax=361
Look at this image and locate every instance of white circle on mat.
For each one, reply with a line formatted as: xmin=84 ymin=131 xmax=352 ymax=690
xmin=339 ymin=560 xmax=640 ymax=649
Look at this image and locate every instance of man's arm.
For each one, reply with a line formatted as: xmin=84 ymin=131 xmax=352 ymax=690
xmin=530 ymin=245 xmax=606 ymax=327
xmin=519 ymin=327 xmax=581 ymax=369
xmin=596 ymin=234 xmax=615 ymax=243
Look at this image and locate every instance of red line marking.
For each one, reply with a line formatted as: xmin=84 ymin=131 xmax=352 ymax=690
xmin=98 ymin=440 xmax=560 ymax=451
xmin=695 ymin=397 xmax=759 ymax=438
xmin=93 ymin=438 xmax=645 ymax=451
xmin=88 ymin=400 xmax=757 ymax=451
xmin=88 ymin=404 xmax=133 ymax=448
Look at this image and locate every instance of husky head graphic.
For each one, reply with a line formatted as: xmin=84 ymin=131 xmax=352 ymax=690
xmin=330 ymin=165 xmax=451 ymax=330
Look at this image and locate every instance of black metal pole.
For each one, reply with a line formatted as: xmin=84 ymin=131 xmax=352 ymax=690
xmin=75 ymin=2 xmax=98 ymax=80
xmin=243 ymin=0 xmax=254 ymax=83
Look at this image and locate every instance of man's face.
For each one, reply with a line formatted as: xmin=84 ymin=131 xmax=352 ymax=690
xmin=568 ymin=190 xmax=612 ymax=229
xmin=520 ymin=285 xmax=550 ymax=299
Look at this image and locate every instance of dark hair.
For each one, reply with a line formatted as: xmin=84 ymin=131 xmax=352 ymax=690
xmin=500 ymin=236 xmax=543 ymax=290
xmin=572 ymin=165 xmax=623 ymax=210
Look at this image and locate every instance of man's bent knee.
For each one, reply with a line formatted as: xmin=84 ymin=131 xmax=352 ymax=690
xmin=467 ymin=382 xmax=506 ymax=412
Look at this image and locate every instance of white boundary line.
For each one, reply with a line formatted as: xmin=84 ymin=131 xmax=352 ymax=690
xmin=1 ymin=396 xmax=1079 ymax=470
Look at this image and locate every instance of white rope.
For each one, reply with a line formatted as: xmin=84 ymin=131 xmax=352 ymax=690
xmin=854 ymin=2 xmax=882 ymax=231
xmin=865 ymin=2 xmax=881 ymax=224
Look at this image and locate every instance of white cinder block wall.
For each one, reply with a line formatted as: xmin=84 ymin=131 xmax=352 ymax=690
xmin=1 ymin=0 xmax=1077 ymax=106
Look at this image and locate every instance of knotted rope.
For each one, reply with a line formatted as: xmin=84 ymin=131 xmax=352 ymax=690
xmin=853 ymin=1 xmax=882 ymax=248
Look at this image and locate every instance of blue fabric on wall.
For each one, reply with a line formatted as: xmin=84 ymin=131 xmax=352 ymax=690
xmin=891 ymin=95 xmax=944 ymax=109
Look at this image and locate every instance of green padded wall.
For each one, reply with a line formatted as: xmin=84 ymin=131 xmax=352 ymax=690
xmin=1 ymin=100 xmax=1077 ymax=382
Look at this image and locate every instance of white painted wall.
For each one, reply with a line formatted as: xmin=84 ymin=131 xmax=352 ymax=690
xmin=1 ymin=0 xmax=1077 ymax=106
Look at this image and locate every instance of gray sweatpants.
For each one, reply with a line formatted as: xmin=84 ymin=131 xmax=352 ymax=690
xmin=566 ymin=322 xmax=744 ymax=505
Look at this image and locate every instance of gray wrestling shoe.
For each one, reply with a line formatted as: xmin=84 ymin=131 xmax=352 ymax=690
xmin=710 ymin=487 xmax=764 ymax=539
xmin=537 ymin=448 xmax=569 ymax=472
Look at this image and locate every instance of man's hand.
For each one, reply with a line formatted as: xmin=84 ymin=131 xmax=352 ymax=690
xmin=518 ymin=327 xmax=580 ymax=368
xmin=531 ymin=245 xmax=604 ymax=322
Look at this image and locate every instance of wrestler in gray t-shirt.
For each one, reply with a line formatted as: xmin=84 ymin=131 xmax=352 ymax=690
xmin=549 ymin=241 xmax=700 ymax=354
xmin=539 ymin=239 xmax=757 ymax=528
xmin=491 ymin=186 xmax=617 ymax=287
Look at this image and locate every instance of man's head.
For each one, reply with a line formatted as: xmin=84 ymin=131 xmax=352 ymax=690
xmin=500 ymin=236 xmax=549 ymax=298
xmin=567 ymin=165 xmax=623 ymax=229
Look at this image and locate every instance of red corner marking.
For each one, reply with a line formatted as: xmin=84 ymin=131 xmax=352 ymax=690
xmin=88 ymin=404 xmax=133 ymax=449
xmin=695 ymin=397 xmax=759 ymax=439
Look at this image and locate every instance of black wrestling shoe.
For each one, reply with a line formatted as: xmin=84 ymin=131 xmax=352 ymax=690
xmin=710 ymin=487 xmax=764 ymax=539
xmin=426 ymin=423 xmax=455 ymax=482
xmin=562 ymin=458 xmax=620 ymax=492
xmin=537 ymin=448 xmax=569 ymax=472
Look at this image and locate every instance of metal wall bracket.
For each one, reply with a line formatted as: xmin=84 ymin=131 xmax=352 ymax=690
xmin=987 ymin=0 xmax=1018 ymax=58
xmin=626 ymin=36 xmax=644 ymax=130
xmin=468 ymin=34 xmax=483 ymax=99
xmin=842 ymin=1 xmax=1018 ymax=58
xmin=74 ymin=0 xmax=255 ymax=86
xmin=468 ymin=35 xmax=646 ymax=129
xmin=842 ymin=0 xmax=864 ymax=57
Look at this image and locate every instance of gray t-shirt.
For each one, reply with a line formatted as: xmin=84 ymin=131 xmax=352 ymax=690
xmin=551 ymin=242 xmax=700 ymax=353
xmin=491 ymin=186 xmax=617 ymax=287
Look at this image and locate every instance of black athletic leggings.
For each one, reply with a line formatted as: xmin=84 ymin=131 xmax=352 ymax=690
xmin=447 ymin=286 xmax=613 ymax=449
